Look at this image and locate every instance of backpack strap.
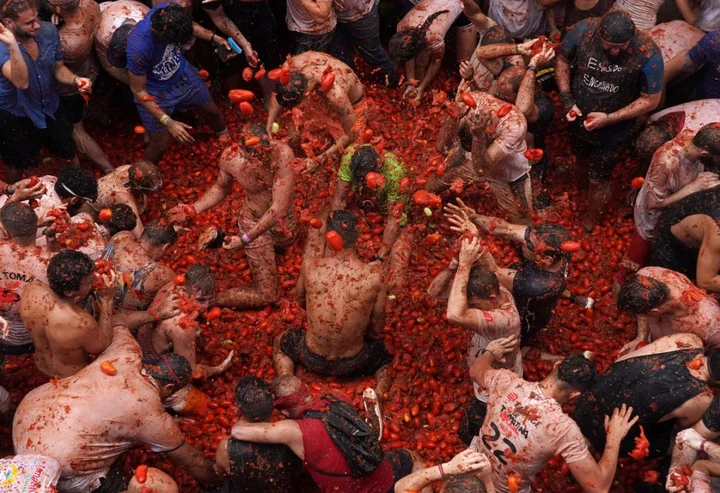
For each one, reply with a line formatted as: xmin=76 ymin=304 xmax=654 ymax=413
xmin=301 ymin=409 xmax=325 ymax=420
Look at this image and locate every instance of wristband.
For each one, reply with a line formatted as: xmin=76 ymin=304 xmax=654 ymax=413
xmin=241 ymin=233 xmax=251 ymax=245
xmin=701 ymin=440 xmax=708 ymax=452
xmin=527 ymin=65 xmax=539 ymax=72
xmin=73 ymin=76 xmax=79 ymax=86
xmin=437 ymin=464 xmax=445 ymax=477
xmin=606 ymin=113 xmax=613 ymax=123
xmin=160 ymin=114 xmax=171 ymax=128
xmin=513 ymin=44 xmax=519 ymax=54
xmin=211 ymin=33 xmax=216 ymax=44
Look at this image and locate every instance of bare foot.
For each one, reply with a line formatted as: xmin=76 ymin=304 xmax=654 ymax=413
xmin=363 ymin=388 xmax=383 ymax=440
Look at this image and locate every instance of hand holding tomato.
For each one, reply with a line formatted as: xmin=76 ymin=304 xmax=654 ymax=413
xmin=566 ymin=105 xmax=582 ymax=122
xmin=583 ymin=112 xmax=611 ymax=131
xmin=604 ymin=404 xmax=639 ymax=445
xmin=9 ymin=177 xmax=45 ymax=202
xmin=222 ymin=235 xmax=245 ymax=251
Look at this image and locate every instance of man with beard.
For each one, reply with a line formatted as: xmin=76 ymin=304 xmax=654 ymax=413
xmin=0 ymin=0 xmax=92 ymax=184
xmin=556 ymin=10 xmax=664 ymax=231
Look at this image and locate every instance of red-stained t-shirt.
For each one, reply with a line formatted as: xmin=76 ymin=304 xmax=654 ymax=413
xmin=296 ymin=395 xmax=394 ymax=493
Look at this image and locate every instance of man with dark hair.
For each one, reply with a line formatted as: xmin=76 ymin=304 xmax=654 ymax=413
xmin=442 ymin=201 xmax=578 ymax=347
xmin=266 ymin=51 xmax=366 ymax=171
xmin=573 ymin=333 xmax=719 ymax=462
xmin=168 ymin=126 xmax=295 ymax=309
xmin=215 ymin=376 xmax=303 ymax=492
xmin=617 ymin=267 xmax=720 ymax=354
xmin=126 ymin=2 xmax=229 ymax=163
xmin=52 ymin=0 xmax=113 ymax=174
xmin=0 ymin=0 xmax=92 ymax=183
xmin=616 ymin=123 xmax=720 ymax=290
xmin=436 ymin=236 xmax=521 ymax=444
xmin=472 ymin=335 xmax=638 ymax=493
xmin=273 ymin=209 xmax=393 ymax=398
xmin=139 ymin=263 xmax=232 ymax=378
xmin=94 ymin=0 xmax=148 ymax=85
xmin=105 ymin=217 xmax=177 ymax=311
xmin=330 ymin=144 xmax=409 ymax=260
xmin=0 ymin=202 xmax=51 ymax=358
xmin=91 ymin=160 xmax=162 ymax=238
xmin=231 ymin=374 xmax=423 ymax=492
xmin=556 ymin=9 xmax=664 ymax=231
xmin=13 ymin=325 xmax=219 ymax=492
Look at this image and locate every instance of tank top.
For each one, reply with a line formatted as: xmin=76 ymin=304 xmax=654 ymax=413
xmin=613 ymin=0 xmax=664 ymax=31
xmin=226 ymin=438 xmax=302 ymax=492
xmin=573 ymin=348 xmax=708 ymax=457
xmin=562 ymin=0 xmax=613 ymax=36
xmin=286 ymin=0 xmax=336 ymax=35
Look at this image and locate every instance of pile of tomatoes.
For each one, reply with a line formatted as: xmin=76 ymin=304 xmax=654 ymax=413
xmin=0 ymin=68 xmax=662 ymax=491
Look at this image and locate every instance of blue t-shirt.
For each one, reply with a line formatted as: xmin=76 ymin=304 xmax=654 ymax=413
xmin=126 ymin=2 xmax=187 ymax=92
xmin=561 ymin=19 xmax=664 ymax=114
xmin=689 ymin=30 xmax=720 ymax=99
xmin=0 ymin=22 xmax=62 ymax=129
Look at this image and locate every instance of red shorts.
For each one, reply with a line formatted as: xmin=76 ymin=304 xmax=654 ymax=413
xmin=615 ymin=228 xmax=652 ymax=285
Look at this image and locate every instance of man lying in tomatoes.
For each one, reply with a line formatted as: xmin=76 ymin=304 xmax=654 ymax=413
xmin=13 ymin=327 xmax=220 ymax=492
xmin=266 ymin=51 xmax=366 ymax=173
xmin=215 ymin=376 xmax=302 ymax=493
xmin=168 ymin=125 xmax=295 ymax=310
xmin=274 ymin=210 xmax=394 ymax=401
xmin=617 ymin=267 xmax=720 ymax=354
xmin=472 ymin=335 xmax=638 ymax=493
xmin=331 ymin=144 xmax=409 ymax=261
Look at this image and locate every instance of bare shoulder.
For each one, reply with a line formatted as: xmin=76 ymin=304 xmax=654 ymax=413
xmin=272 ymin=140 xmax=294 ymax=161
xmin=20 ymin=282 xmax=52 ymax=307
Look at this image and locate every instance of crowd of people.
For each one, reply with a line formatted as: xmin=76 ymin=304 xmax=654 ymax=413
xmin=2 ymin=0 xmax=720 ymax=491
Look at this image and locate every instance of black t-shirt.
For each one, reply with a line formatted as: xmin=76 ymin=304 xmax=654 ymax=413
xmin=702 ymin=392 xmax=720 ymax=432
xmin=511 ymin=261 xmax=566 ymax=342
xmin=226 ymin=438 xmax=302 ymax=493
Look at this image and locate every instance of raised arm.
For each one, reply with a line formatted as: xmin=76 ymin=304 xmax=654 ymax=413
xmin=447 ymin=237 xmax=481 ymax=328
xmin=0 ymin=24 xmax=28 ymax=89
xmin=459 ymin=0 xmax=494 ymax=34
xmin=675 ymin=0 xmax=699 ymax=26
xmin=517 ymin=47 xmax=555 ymax=122
xmin=475 ymin=39 xmax=534 ymax=63
xmin=427 ymin=259 xmax=457 ymax=300
xmin=395 ymin=449 xmax=494 ymax=493
xmin=297 ymin=0 xmax=333 ymax=24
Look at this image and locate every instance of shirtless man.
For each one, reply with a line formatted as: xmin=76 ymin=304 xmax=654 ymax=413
xmin=330 ymin=144 xmax=409 ymax=260
xmin=273 ymin=210 xmax=393 ymax=396
xmin=573 ymin=333 xmax=719 ymax=459
xmin=90 ymin=160 xmax=162 ymax=238
xmin=169 ymin=126 xmax=294 ymax=309
xmin=616 ymin=123 xmax=720 ymax=289
xmin=20 ymin=250 xmax=178 ymax=377
xmin=266 ymin=51 xmax=365 ymax=170
xmin=106 ymin=218 xmax=177 ymax=311
xmin=94 ymin=0 xmax=148 ymax=85
xmin=459 ymin=91 xmax=532 ymax=223
xmin=634 ymin=99 xmax=720 ymax=163
xmin=139 ymin=264 xmax=233 ymax=378
xmin=52 ymin=0 xmax=113 ymax=174
xmin=215 ymin=376 xmax=302 ymax=492
xmin=13 ymin=325 xmax=219 ymax=492
xmin=0 ymin=202 xmax=52 ymax=357
xmin=650 ymin=213 xmax=720 ymax=292
xmin=617 ymin=267 xmax=720 ymax=353
xmin=471 ymin=335 xmax=638 ymax=493
xmin=434 ymin=237 xmax=521 ymax=444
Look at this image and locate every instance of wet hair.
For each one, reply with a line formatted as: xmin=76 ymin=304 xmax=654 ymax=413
xmin=557 ymin=354 xmax=596 ymax=392
xmin=532 ymin=223 xmax=572 ymax=261
xmin=389 ymin=10 xmax=448 ymax=64
xmin=275 ymin=72 xmax=307 ymax=108
xmin=55 ymin=167 xmax=98 ymax=202
xmin=458 ymin=123 xmax=473 ymax=152
xmin=105 ymin=204 xmax=137 ymax=237
xmin=0 ymin=0 xmax=36 ymax=21
xmin=142 ymin=353 xmax=192 ymax=394
xmin=467 ymin=265 xmax=500 ymax=300
xmin=708 ymin=350 xmax=720 ymax=382
xmin=693 ymin=123 xmax=720 ymax=156
xmin=235 ymin=376 xmax=274 ymax=422
xmin=106 ymin=23 xmax=134 ymax=68
xmin=0 ymin=202 xmax=37 ymax=237
xmin=150 ymin=3 xmax=192 ymax=46
xmin=349 ymin=146 xmax=379 ymax=182
xmin=47 ymin=250 xmax=94 ymax=296
xmin=599 ymin=10 xmax=636 ymax=44
xmin=617 ymin=275 xmax=670 ymax=314
xmin=327 ymin=209 xmax=358 ymax=248
xmin=497 ymin=66 xmax=525 ymax=95
xmin=128 ymin=161 xmax=161 ymax=190
xmin=140 ymin=218 xmax=178 ymax=247
xmin=479 ymin=25 xmax=512 ymax=46
xmin=271 ymin=375 xmax=301 ymax=398
xmin=248 ymin=123 xmax=271 ymax=146
xmin=185 ymin=263 xmax=215 ymax=297
xmin=444 ymin=476 xmax=487 ymax=493
xmin=634 ymin=124 xmax=674 ymax=162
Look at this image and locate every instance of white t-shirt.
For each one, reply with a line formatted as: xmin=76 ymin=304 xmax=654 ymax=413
xmin=286 ymin=0 xmax=337 ymax=34
xmin=95 ymin=0 xmax=149 ymax=57
xmin=333 ymin=0 xmax=376 ymax=23
xmin=649 ymin=99 xmax=720 ymax=132
xmin=488 ymin=0 xmax=546 ymax=39
xmin=397 ymin=0 xmax=463 ymax=52
xmin=613 ymin=0 xmax=665 ymax=31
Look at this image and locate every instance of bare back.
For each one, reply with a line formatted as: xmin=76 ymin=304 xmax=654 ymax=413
xmin=19 ymin=283 xmax=100 ymax=378
xmin=302 ymin=256 xmax=382 ymax=357
xmin=220 ymin=146 xmax=275 ymax=218
xmin=290 ymin=52 xmax=364 ymax=104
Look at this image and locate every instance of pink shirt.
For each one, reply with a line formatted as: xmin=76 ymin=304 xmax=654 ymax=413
xmin=634 ymin=133 xmax=702 ymax=240
xmin=397 ymin=0 xmax=463 ymax=52
xmin=472 ymin=370 xmax=589 ymax=493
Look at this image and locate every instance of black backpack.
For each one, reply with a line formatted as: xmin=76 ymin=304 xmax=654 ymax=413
xmin=302 ymin=393 xmax=385 ymax=477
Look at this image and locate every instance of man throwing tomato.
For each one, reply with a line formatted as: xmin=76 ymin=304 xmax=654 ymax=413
xmin=556 ymin=10 xmax=664 ymax=231
xmin=168 ymin=125 xmax=295 ymax=310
